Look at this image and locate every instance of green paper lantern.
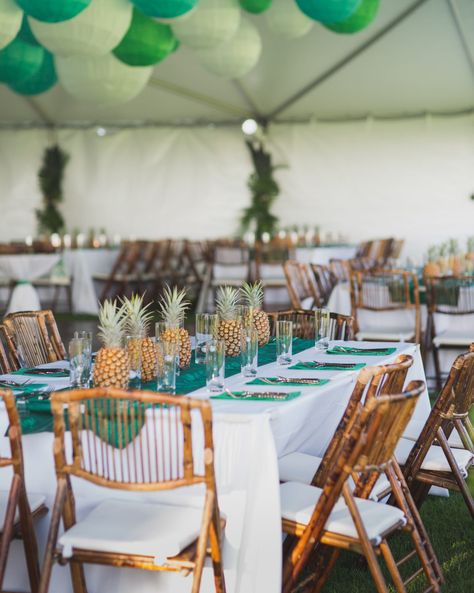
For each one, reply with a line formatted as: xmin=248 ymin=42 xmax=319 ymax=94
xmin=0 ymin=0 xmax=22 ymax=50
xmin=56 ymin=52 xmax=153 ymax=105
xmin=324 ymin=0 xmax=378 ymax=33
xmin=295 ymin=0 xmax=361 ymax=23
xmin=196 ymin=16 xmax=261 ymax=79
xmin=113 ymin=8 xmax=177 ymax=66
xmin=9 ymin=50 xmax=56 ymax=94
xmin=265 ymin=0 xmax=313 ymax=39
xmin=29 ymin=0 xmax=132 ymax=57
xmin=15 ymin=0 xmax=91 ymax=23
xmin=239 ymin=0 xmax=272 ymax=14
xmin=0 ymin=35 xmax=43 ymax=84
xmin=173 ymin=0 xmax=241 ymax=49
xmin=131 ymin=0 xmax=198 ymax=19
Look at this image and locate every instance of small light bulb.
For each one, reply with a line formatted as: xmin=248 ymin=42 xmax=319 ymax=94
xmin=96 ymin=126 xmax=107 ymax=137
xmin=242 ymin=118 xmax=258 ymax=135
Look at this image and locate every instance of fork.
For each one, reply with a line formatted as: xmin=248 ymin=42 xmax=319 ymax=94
xmin=261 ymin=377 xmax=321 ymax=386
xmin=224 ymin=389 xmax=289 ymax=400
xmin=296 ymin=361 xmax=356 ymax=369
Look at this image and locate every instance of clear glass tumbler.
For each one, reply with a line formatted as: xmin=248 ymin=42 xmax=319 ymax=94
xmin=276 ymin=320 xmax=293 ymax=366
xmin=195 ymin=313 xmax=218 ymax=365
xmin=241 ymin=326 xmax=258 ymax=378
xmin=69 ymin=338 xmax=86 ymax=388
xmin=126 ymin=335 xmax=142 ymax=387
xmin=156 ymin=340 xmax=178 ymax=394
xmin=206 ymin=339 xmax=225 ymax=392
xmin=315 ymin=308 xmax=330 ymax=351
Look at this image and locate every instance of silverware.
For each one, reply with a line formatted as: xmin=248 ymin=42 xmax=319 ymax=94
xmin=296 ymin=361 xmax=356 ymax=369
xmin=331 ymin=347 xmax=389 ymax=353
xmin=22 ymin=368 xmax=69 ymax=375
xmin=0 ymin=378 xmax=33 ymax=388
xmin=261 ymin=377 xmax=322 ymax=385
xmin=224 ymin=389 xmax=289 ymax=400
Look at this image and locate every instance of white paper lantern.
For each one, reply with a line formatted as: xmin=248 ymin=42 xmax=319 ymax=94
xmin=265 ymin=0 xmax=314 ymax=39
xmin=196 ymin=17 xmax=261 ymax=79
xmin=29 ymin=0 xmax=132 ymax=57
xmin=56 ymin=53 xmax=153 ymax=105
xmin=0 ymin=0 xmax=23 ymax=50
xmin=172 ymin=0 xmax=241 ymax=49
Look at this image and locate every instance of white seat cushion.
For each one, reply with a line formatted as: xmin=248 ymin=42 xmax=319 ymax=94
xmin=300 ymin=296 xmax=314 ymax=310
xmin=432 ymin=331 xmax=473 ymax=347
xmin=0 ymin=491 xmax=45 ymax=524
xmin=59 ymin=499 xmax=204 ymax=562
xmin=280 ymin=481 xmax=405 ymax=544
xmin=396 ymin=437 xmax=474 ymax=477
xmin=403 ymin=420 xmax=467 ymax=450
xmin=356 ymin=328 xmax=414 ymax=342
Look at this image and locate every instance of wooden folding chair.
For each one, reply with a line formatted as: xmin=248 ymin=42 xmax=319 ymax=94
xmin=283 ymin=261 xmax=317 ymax=310
xmin=0 ymin=324 xmax=16 ymax=373
xmin=39 ymin=388 xmax=226 ymax=593
xmin=310 ymin=264 xmax=337 ymax=306
xmin=93 ymin=241 xmax=143 ymax=301
xmin=2 ymin=309 xmax=66 ymax=367
xmin=269 ymin=309 xmax=354 ymax=341
xmin=281 ymin=381 xmax=442 ymax=593
xmin=0 ymin=389 xmax=48 ymax=593
xmin=254 ymin=240 xmax=291 ymax=297
xmin=329 ymin=259 xmax=350 ymax=283
xmin=350 ymin=269 xmax=421 ymax=344
xmin=396 ymin=348 xmax=474 ymax=518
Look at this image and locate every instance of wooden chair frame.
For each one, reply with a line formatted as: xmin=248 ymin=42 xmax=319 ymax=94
xmin=283 ymin=261 xmax=317 ymax=310
xmin=0 ymin=324 xmax=15 ymax=374
xmin=39 ymin=388 xmax=226 ymax=593
xmin=2 ymin=309 xmax=66 ymax=368
xmin=282 ymin=381 xmax=442 ymax=593
xmin=0 ymin=389 xmax=48 ymax=593
xmin=400 ymin=348 xmax=474 ymax=518
xmin=310 ymin=264 xmax=337 ymax=307
xmin=96 ymin=241 xmax=143 ymax=301
xmin=268 ymin=309 xmax=354 ymax=341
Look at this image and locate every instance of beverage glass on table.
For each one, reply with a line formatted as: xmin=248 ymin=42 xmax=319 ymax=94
xmin=156 ymin=321 xmax=181 ymax=374
xmin=241 ymin=326 xmax=258 ymax=378
xmin=75 ymin=331 xmax=92 ymax=386
xmin=315 ymin=308 xmax=330 ymax=351
xmin=195 ymin=313 xmax=218 ymax=365
xmin=276 ymin=320 xmax=293 ymax=366
xmin=69 ymin=338 xmax=87 ymax=388
xmin=156 ymin=340 xmax=178 ymax=394
xmin=206 ymin=339 xmax=225 ymax=392
xmin=126 ymin=335 xmax=142 ymax=388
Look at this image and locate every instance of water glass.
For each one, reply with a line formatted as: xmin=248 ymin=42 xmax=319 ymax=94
xmin=276 ymin=320 xmax=293 ymax=366
xmin=75 ymin=331 xmax=92 ymax=385
xmin=195 ymin=313 xmax=218 ymax=365
xmin=126 ymin=335 xmax=142 ymax=387
xmin=315 ymin=309 xmax=330 ymax=351
xmin=206 ymin=339 xmax=225 ymax=392
xmin=236 ymin=305 xmax=254 ymax=330
xmin=156 ymin=340 xmax=178 ymax=393
xmin=241 ymin=326 xmax=258 ymax=378
xmin=69 ymin=338 xmax=87 ymax=388
xmin=156 ymin=321 xmax=181 ymax=374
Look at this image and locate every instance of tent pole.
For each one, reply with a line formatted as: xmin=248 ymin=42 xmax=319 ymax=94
xmin=265 ymin=0 xmax=432 ymax=121
xmin=445 ymin=0 xmax=474 ymax=81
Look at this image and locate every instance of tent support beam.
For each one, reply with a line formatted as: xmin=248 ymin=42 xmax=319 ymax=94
xmin=22 ymin=97 xmax=54 ymax=128
xmin=149 ymin=77 xmax=252 ymax=119
xmin=445 ymin=0 xmax=474 ymax=82
xmin=232 ymin=80 xmax=263 ymax=121
xmin=265 ymin=0 xmax=432 ymax=121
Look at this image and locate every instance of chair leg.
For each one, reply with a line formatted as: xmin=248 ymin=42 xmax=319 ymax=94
xmin=18 ymin=485 xmax=41 ymax=593
xmin=207 ymin=502 xmax=226 ymax=593
xmin=0 ymin=475 xmax=21 ymax=591
xmin=309 ymin=546 xmax=340 ymax=593
xmin=39 ymin=480 xmax=67 ymax=593
xmin=454 ymin=418 xmax=474 ymax=453
xmin=67 ymin=285 xmax=73 ymax=314
xmin=379 ymin=540 xmax=405 ymax=593
xmin=432 ymin=346 xmax=442 ymax=392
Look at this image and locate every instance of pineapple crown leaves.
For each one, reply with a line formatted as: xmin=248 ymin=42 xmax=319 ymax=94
xmin=240 ymin=281 xmax=264 ymax=308
xmin=97 ymin=299 xmax=127 ymax=349
xmin=216 ymin=285 xmax=241 ymax=321
xmin=158 ymin=285 xmax=190 ymax=326
xmin=120 ymin=293 xmax=154 ymax=338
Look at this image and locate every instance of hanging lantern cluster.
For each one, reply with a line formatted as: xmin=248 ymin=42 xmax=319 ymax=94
xmin=0 ymin=0 xmax=380 ymax=105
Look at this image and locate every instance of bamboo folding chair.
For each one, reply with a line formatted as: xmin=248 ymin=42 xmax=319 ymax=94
xmin=396 ymin=348 xmax=474 ymax=518
xmin=0 ymin=324 xmax=16 ymax=373
xmin=254 ymin=240 xmax=291 ymax=297
xmin=93 ymin=241 xmax=143 ymax=301
xmin=310 ymin=264 xmax=337 ymax=306
xmin=283 ymin=261 xmax=317 ymax=310
xmin=329 ymin=259 xmax=350 ymax=283
xmin=350 ymin=269 xmax=421 ymax=344
xmin=0 ymin=389 xmax=48 ymax=593
xmin=269 ymin=309 xmax=354 ymax=341
xmin=39 ymin=388 xmax=226 ymax=593
xmin=281 ymin=380 xmax=442 ymax=593
xmin=2 ymin=309 xmax=66 ymax=368
xmin=425 ymin=274 xmax=474 ymax=389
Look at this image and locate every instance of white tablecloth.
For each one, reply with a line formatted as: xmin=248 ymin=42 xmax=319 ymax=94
xmin=0 ymin=342 xmax=430 ymax=593
xmin=0 ymin=253 xmax=60 ymax=314
xmin=295 ymin=245 xmax=357 ymax=265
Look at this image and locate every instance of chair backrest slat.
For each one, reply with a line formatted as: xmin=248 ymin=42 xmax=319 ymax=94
xmin=269 ymin=309 xmax=354 ymax=341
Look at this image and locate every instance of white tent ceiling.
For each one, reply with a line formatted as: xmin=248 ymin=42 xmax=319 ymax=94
xmin=0 ymin=0 xmax=473 ymax=127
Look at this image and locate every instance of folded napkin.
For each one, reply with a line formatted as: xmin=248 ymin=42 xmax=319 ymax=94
xmin=288 ymin=363 xmax=365 ymax=371
xmin=326 ymin=346 xmax=396 ymax=356
xmin=246 ymin=378 xmax=330 ymax=387
xmin=211 ymin=391 xmax=301 ymax=402
xmin=13 ymin=368 xmax=70 ymax=378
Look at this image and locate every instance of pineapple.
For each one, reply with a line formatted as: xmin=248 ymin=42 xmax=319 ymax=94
xmin=93 ymin=299 xmax=130 ymax=389
xmin=158 ymin=285 xmax=192 ymax=369
xmin=216 ymin=286 xmax=241 ymax=357
xmin=240 ymin=281 xmax=270 ymax=347
xmin=122 ymin=294 xmax=157 ymax=383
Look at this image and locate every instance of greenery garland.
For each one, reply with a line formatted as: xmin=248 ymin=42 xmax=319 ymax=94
xmin=36 ymin=144 xmax=69 ymax=235
xmin=241 ymin=137 xmax=281 ymax=240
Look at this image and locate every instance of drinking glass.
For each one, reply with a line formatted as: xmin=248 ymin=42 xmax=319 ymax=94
xmin=195 ymin=313 xmax=218 ymax=365
xmin=69 ymin=338 xmax=86 ymax=388
xmin=156 ymin=340 xmax=178 ymax=394
xmin=75 ymin=331 xmax=92 ymax=386
xmin=241 ymin=326 xmax=258 ymax=378
xmin=126 ymin=335 xmax=142 ymax=387
xmin=156 ymin=321 xmax=181 ymax=374
xmin=276 ymin=320 xmax=293 ymax=366
xmin=206 ymin=339 xmax=225 ymax=392
xmin=236 ymin=305 xmax=254 ymax=330
xmin=315 ymin=309 xmax=330 ymax=351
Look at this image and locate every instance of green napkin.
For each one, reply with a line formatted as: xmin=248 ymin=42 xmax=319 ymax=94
xmin=288 ymin=363 xmax=366 ymax=371
xmin=326 ymin=346 xmax=396 ymax=356
xmin=246 ymin=378 xmax=330 ymax=387
xmin=211 ymin=391 xmax=301 ymax=402
xmin=13 ymin=368 xmax=70 ymax=378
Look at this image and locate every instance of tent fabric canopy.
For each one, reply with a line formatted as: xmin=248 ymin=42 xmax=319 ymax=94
xmin=0 ymin=0 xmax=473 ymax=127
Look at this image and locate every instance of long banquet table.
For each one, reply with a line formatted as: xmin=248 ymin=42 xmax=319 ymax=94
xmin=0 ymin=340 xmax=430 ymax=593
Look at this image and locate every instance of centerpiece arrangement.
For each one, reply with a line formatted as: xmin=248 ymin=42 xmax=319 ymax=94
xmin=424 ymin=238 xmax=474 ymax=277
